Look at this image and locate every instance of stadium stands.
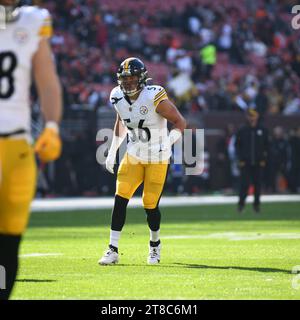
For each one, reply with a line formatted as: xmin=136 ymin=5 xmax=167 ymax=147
xmin=42 ymin=0 xmax=300 ymax=114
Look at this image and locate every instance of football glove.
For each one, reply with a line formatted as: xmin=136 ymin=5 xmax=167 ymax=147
xmin=169 ymin=129 xmax=182 ymax=145
xmin=35 ymin=124 xmax=62 ymax=163
xmin=106 ymin=152 xmax=116 ymax=174
xmin=106 ymin=135 xmax=124 ymax=174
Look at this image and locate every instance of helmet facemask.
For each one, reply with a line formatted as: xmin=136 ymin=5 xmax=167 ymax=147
xmin=117 ymin=71 xmax=148 ymax=97
xmin=117 ymin=75 xmax=139 ymax=97
xmin=117 ymin=58 xmax=150 ymax=97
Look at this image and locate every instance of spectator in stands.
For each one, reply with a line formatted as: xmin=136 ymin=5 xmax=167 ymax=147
xmin=235 ymin=109 xmax=269 ymax=213
xmin=199 ymin=42 xmax=217 ymax=79
xmin=217 ymin=23 xmax=232 ymax=52
xmin=283 ymin=94 xmax=300 ymax=115
xmin=267 ymin=126 xmax=289 ymax=193
xmin=255 ymin=84 xmax=269 ymax=120
xmin=227 ymin=125 xmax=240 ymax=193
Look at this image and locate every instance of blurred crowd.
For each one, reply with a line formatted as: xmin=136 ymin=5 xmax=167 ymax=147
xmin=163 ymin=123 xmax=300 ymax=196
xmin=40 ymin=0 xmax=300 ymax=116
xmin=31 ymin=0 xmax=300 ymax=197
xmin=213 ymin=124 xmax=300 ymax=194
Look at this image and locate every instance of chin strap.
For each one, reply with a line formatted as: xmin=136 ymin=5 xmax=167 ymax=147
xmin=125 ymin=90 xmax=139 ymax=97
xmin=119 ymin=79 xmax=145 ymax=97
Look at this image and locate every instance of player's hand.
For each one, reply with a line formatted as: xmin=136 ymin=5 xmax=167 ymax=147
xmin=105 ymin=153 xmax=115 ymax=174
xmin=169 ymin=129 xmax=182 ymax=145
xmin=35 ymin=127 xmax=62 ymax=163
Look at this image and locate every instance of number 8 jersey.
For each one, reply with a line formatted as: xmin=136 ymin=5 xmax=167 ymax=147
xmin=0 ymin=6 xmax=52 ymax=134
xmin=110 ymin=84 xmax=172 ymax=163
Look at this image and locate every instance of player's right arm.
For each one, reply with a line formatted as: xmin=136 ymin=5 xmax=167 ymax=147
xmin=106 ymin=113 xmax=127 ymax=174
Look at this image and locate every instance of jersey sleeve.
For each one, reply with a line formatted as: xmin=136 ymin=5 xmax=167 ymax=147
xmin=109 ymin=89 xmax=115 ymax=107
xmin=38 ymin=9 xmax=53 ymax=39
xmin=109 ymin=87 xmax=121 ymax=114
xmin=153 ymin=86 xmax=168 ymax=108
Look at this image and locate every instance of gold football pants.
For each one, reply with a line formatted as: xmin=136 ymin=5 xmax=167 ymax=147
xmin=116 ymin=153 xmax=168 ymax=209
xmin=0 ymin=139 xmax=36 ymax=235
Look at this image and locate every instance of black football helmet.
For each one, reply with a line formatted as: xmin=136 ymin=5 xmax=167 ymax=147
xmin=117 ymin=57 xmax=150 ymax=96
xmin=0 ymin=0 xmax=20 ymax=22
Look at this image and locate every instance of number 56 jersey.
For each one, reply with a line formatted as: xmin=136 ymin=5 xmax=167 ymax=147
xmin=110 ymin=85 xmax=172 ymax=163
xmin=0 ymin=6 xmax=52 ymax=134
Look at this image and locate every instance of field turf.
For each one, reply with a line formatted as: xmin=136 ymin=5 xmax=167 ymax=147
xmin=12 ymin=202 xmax=300 ymax=300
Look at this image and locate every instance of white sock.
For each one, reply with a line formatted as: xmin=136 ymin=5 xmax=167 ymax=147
xmin=150 ymin=229 xmax=160 ymax=242
xmin=110 ymin=230 xmax=121 ymax=248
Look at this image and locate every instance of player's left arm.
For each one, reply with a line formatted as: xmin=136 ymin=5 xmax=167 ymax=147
xmin=32 ymin=38 xmax=63 ymax=163
xmin=156 ymin=99 xmax=187 ymax=144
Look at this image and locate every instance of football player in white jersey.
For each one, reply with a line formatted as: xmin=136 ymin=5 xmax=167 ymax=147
xmin=99 ymin=57 xmax=186 ymax=265
xmin=0 ymin=0 xmax=62 ymax=299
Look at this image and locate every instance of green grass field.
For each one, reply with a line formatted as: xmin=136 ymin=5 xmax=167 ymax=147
xmin=12 ymin=202 xmax=300 ymax=300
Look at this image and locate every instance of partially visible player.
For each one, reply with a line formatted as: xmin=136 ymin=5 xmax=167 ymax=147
xmin=0 ymin=0 xmax=62 ymax=300
xmin=99 ymin=57 xmax=186 ymax=265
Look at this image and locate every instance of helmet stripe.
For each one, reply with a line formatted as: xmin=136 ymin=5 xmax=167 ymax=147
xmin=124 ymin=58 xmax=135 ymax=72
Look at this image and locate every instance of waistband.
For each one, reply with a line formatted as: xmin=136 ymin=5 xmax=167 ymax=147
xmin=0 ymin=129 xmax=32 ymax=144
xmin=0 ymin=129 xmax=27 ymax=138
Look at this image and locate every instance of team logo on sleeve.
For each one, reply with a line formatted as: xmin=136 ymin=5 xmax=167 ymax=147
xmin=140 ymin=106 xmax=148 ymax=115
xmin=13 ymin=28 xmax=30 ymax=45
xmin=111 ymin=97 xmax=123 ymax=105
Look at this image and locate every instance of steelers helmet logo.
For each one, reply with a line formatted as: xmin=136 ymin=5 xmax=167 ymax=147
xmin=140 ymin=106 xmax=148 ymax=115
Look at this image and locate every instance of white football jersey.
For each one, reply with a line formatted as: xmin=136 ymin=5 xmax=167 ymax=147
xmin=0 ymin=6 xmax=52 ymax=134
xmin=110 ymin=85 xmax=172 ymax=162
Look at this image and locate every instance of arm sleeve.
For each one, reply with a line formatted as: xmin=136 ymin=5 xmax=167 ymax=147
xmin=38 ymin=9 xmax=53 ymax=39
xmin=109 ymin=89 xmax=120 ymax=114
xmin=153 ymin=86 xmax=169 ymax=108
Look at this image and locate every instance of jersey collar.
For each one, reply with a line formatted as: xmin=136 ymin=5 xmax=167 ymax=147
xmin=123 ymin=87 xmax=145 ymax=107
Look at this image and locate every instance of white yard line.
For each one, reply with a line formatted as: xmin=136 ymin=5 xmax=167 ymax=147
xmin=19 ymin=253 xmax=63 ymax=258
xmin=31 ymin=195 xmax=300 ymax=212
xmin=162 ymin=232 xmax=300 ymax=241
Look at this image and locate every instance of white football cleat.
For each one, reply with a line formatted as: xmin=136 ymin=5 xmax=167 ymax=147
xmin=98 ymin=247 xmax=119 ymax=265
xmin=147 ymin=244 xmax=161 ymax=264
